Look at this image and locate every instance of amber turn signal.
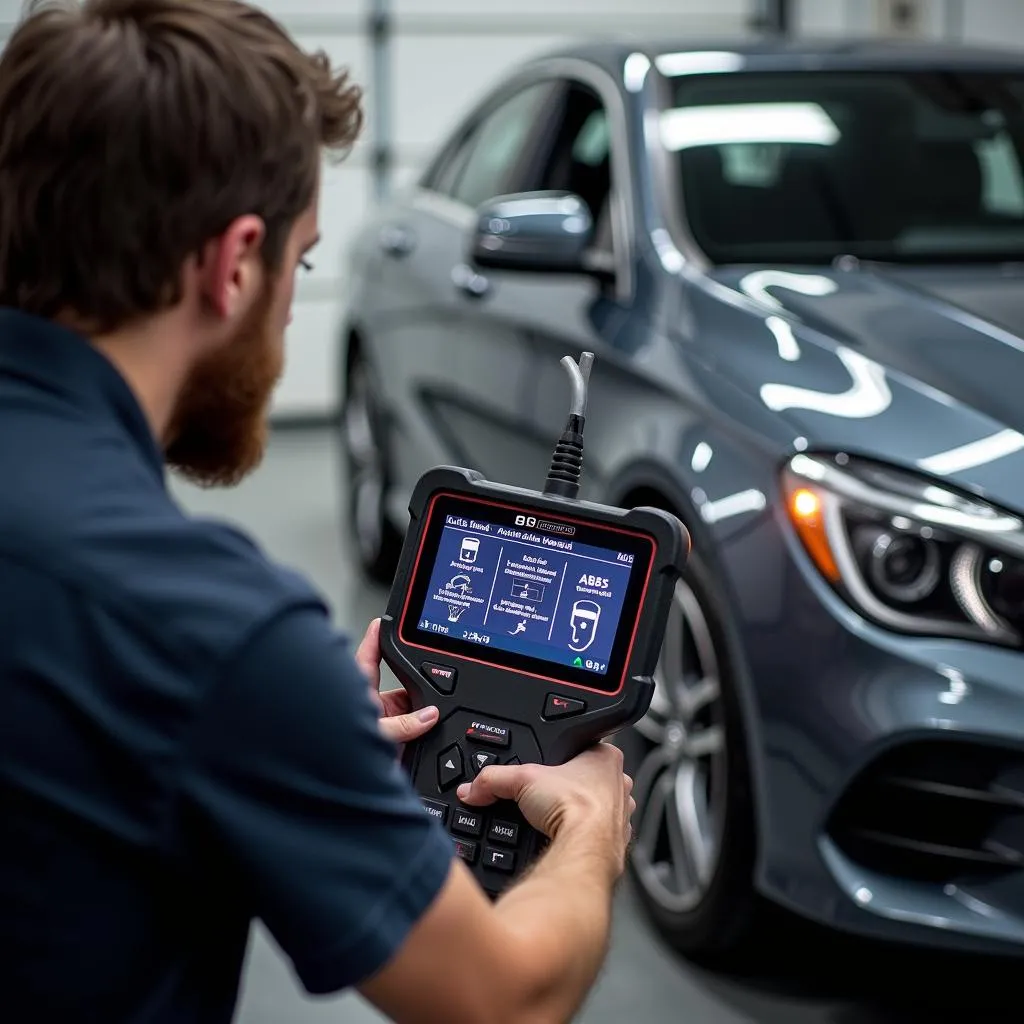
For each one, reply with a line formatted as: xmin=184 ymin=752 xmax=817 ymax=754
xmin=785 ymin=484 xmax=840 ymax=583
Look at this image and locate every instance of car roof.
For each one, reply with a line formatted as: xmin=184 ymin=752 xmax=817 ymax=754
xmin=531 ymin=36 xmax=1024 ymax=76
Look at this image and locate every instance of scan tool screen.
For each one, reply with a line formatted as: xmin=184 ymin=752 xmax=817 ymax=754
xmin=399 ymin=493 xmax=655 ymax=694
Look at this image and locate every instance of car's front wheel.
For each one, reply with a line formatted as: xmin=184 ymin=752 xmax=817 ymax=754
xmin=619 ymin=548 xmax=759 ymax=961
xmin=339 ymin=346 xmax=402 ymax=584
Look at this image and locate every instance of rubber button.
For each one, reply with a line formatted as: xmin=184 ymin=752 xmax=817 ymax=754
xmin=438 ymin=744 xmax=464 ymax=789
xmin=465 ymin=719 xmax=511 ymax=747
xmin=488 ymin=819 xmax=519 ymax=846
xmin=471 ymin=750 xmax=499 ymax=774
xmin=452 ymin=807 xmax=483 ymax=837
xmin=483 ymin=847 xmax=516 ymax=873
xmin=421 ymin=798 xmax=448 ymax=826
xmin=453 ymin=838 xmax=478 ymax=864
xmin=421 ymin=662 xmax=457 ymax=694
xmin=543 ymin=693 xmax=585 ymax=719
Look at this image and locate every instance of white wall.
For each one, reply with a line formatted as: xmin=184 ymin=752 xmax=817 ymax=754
xmin=794 ymin=0 xmax=1024 ymax=45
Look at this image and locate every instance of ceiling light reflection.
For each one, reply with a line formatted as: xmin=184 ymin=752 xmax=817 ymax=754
xmin=661 ymin=102 xmax=840 ymax=151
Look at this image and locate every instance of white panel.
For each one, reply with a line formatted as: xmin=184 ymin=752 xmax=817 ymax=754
xmin=272 ymin=298 xmax=343 ymax=416
xmin=0 ymin=0 xmax=24 ymax=26
xmin=256 ymin=0 xmax=363 ymax=18
xmin=794 ymin=0 xmax=1024 ymax=42
xmin=962 ymin=0 xmax=1024 ymax=48
xmin=792 ymin=0 xmax=862 ymax=36
xmin=313 ymin=160 xmax=372 ymax=282
xmin=291 ymin=30 xmax=369 ymax=103
xmin=391 ymin=0 xmax=747 ymax=18
xmin=392 ymin=33 xmax=574 ymax=154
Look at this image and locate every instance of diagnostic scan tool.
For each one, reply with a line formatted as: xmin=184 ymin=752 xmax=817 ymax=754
xmin=380 ymin=352 xmax=689 ymax=895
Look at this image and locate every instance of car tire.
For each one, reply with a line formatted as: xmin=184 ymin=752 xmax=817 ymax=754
xmin=339 ymin=346 xmax=403 ymax=584
xmin=619 ymin=545 xmax=760 ymax=962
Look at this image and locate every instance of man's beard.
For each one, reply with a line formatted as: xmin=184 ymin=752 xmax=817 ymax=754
xmin=165 ymin=281 xmax=283 ymax=487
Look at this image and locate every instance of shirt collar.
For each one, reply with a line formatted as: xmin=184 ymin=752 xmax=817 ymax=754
xmin=0 ymin=308 xmax=166 ymax=482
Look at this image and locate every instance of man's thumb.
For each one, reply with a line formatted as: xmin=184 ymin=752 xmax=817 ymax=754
xmin=457 ymin=765 xmax=523 ymax=806
xmin=379 ymin=706 xmax=437 ymax=744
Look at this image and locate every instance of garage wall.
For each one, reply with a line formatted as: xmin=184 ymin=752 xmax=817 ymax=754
xmin=794 ymin=0 xmax=1024 ymax=45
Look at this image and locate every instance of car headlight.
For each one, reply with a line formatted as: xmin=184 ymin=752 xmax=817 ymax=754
xmin=781 ymin=452 xmax=1024 ymax=647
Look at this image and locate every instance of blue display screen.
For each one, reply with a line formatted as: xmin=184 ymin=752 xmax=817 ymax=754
xmin=414 ymin=513 xmax=636 ymax=677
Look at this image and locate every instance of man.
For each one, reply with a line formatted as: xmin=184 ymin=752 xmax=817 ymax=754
xmin=0 ymin=2 xmax=635 ymax=1022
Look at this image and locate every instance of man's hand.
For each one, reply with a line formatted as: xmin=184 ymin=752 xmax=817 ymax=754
xmin=457 ymin=741 xmax=635 ymax=875
xmin=354 ymin=617 xmax=439 ymax=748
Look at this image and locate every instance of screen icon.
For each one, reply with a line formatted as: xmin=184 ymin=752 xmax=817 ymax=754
xmin=443 ymin=574 xmax=472 ymax=623
xmin=445 ymin=574 xmax=472 ymax=595
xmin=572 ymin=656 xmax=582 ymax=667
xmin=510 ymin=577 xmax=546 ymax=602
xmin=460 ymin=536 xmax=480 ymax=563
xmin=568 ymin=600 xmax=601 ymax=652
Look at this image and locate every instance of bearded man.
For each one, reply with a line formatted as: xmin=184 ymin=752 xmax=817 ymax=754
xmin=0 ymin=2 xmax=634 ymax=1023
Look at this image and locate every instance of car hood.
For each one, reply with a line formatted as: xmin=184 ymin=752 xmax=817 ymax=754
xmin=698 ymin=262 xmax=1024 ymax=512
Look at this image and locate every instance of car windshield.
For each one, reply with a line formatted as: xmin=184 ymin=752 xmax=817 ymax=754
xmin=661 ymin=67 xmax=1024 ymax=264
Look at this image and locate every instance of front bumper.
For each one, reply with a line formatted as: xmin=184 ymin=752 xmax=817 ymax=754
xmin=730 ymin=512 xmax=1024 ymax=954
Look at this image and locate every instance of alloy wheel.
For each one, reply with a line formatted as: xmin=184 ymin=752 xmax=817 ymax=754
xmin=342 ymin=361 xmax=386 ymax=564
xmin=631 ymin=578 xmax=728 ymax=913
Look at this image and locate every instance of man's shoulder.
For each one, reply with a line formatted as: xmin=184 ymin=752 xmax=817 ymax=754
xmin=5 ymin=476 xmax=328 ymax=667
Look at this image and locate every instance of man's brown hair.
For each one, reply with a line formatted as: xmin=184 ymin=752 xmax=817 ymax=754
xmin=0 ymin=0 xmax=363 ymax=332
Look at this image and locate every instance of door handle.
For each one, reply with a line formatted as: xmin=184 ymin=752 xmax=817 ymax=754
xmin=451 ymin=263 xmax=490 ymax=299
xmin=378 ymin=224 xmax=415 ymax=258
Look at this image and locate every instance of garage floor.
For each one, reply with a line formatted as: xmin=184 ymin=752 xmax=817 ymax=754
xmin=171 ymin=427 xmax=1021 ymax=1024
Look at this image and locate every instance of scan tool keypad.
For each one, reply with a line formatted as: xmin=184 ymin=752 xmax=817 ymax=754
xmin=421 ymin=715 xmax=525 ymax=879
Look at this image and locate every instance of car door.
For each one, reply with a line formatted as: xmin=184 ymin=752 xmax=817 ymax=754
xmin=367 ymin=77 xmax=565 ymax=496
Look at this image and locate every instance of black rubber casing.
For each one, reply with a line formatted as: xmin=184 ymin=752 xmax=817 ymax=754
xmin=380 ymin=466 xmax=690 ymax=895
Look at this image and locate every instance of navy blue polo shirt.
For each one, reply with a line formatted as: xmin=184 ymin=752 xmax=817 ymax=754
xmin=0 ymin=310 xmax=454 ymax=1023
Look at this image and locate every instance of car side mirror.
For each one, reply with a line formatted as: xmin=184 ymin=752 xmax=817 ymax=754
xmin=469 ymin=191 xmax=599 ymax=276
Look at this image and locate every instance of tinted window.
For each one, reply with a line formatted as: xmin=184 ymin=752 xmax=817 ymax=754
xmin=424 ymin=135 xmax=475 ymax=196
xmin=533 ymin=84 xmax=614 ymax=252
xmin=451 ymin=82 xmax=556 ymax=208
xmin=663 ymin=70 xmax=1024 ymax=263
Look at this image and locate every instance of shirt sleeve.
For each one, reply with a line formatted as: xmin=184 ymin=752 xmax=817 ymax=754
xmin=178 ymin=606 xmax=455 ymax=995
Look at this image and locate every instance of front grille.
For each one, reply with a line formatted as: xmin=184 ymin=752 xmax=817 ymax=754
xmin=827 ymin=740 xmax=1024 ymax=884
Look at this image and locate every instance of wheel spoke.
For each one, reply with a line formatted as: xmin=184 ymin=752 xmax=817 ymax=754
xmin=673 ymin=762 xmax=713 ymax=887
xmin=652 ymin=594 xmax=686 ymax=719
xmin=664 ymin=766 xmax=704 ymax=894
xmin=684 ymin=724 xmax=724 ymax=760
xmin=679 ymin=676 xmax=720 ymax=723
xmin=632 ymin=749 xmax=672 ymax=865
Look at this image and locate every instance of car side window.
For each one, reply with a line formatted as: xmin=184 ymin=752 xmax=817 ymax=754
xmin=425 ymin=134 xmax=476 ymax=197
xmin=530 ymin=83 xmax=614 ymax=254
xmin=448 ymin=82 xmax=558 ymax=209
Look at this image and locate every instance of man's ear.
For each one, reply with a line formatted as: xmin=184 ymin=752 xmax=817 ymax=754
xmin=197 ymin=215 xmax=266 ymax=320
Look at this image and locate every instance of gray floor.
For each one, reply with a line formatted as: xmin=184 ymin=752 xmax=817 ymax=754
xmin=171 ymin=427 xmax=1021 ymax=1024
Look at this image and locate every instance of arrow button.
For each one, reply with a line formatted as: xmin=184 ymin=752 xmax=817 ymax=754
xmin=472 ymin=750 xmax=499 ymax=774
xmin=437 ymin=744 xmax=464 ymax=789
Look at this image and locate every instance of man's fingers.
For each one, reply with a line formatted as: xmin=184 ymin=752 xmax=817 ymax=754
xmin=354 ymin=618 xmax=382 ymax=681
xmin=379 ymin=687 xmax=411 ymax=719
xmin=456 ymin=765 xmax=526 ymax=807
xmin=379 ymin=705 xmax=438 ymax=744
